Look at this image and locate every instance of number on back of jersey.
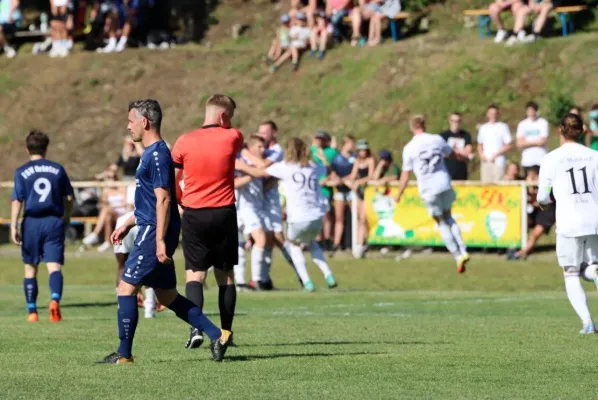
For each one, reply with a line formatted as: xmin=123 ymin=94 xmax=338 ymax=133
xmin=418 ymin=149 xmax=442 ymax=175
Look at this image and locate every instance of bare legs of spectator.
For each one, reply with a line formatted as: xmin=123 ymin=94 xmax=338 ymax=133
xmin=268 ymin=38 xmax=283 ymax=62
xmin=368 ymin=13 xmax=383 ymax=46
xmin=116 ymin=9 xmax=136 ymax=53
xmin=82 ymin=206 xmax=116 ymax=252
xmin=350 ymin=8 xmax=362 ymax=46
xmin=309 ymin=28 xmax=328 ymax=59
xmin=489 ymin=0 xmax=523 ymax=43
xmin=50 ymin=5 xmax=69 ymax=57
xmin=99 ymin=10 xmax=118 ymax=53
xmin=333 ymin=198 xmax=348 ymax=251
xmin=323 ymin=208 xmax=333 ymax=250
xmin=354 ymin=199 xmax=368 ymax=258
xmin=0 ymin=26 xmax=16 ymax=58
xmin=515 ymin=224 xmax=545 ymax=259
xmin=526 ymin=2 xmax=552 ymax=42
xmin=271 ymin=47 xmax=302 ymax=72
xmin=66 ymin=12 xmax=74 ymax=50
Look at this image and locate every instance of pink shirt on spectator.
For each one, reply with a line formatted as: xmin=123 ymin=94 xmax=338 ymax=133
xmin=329 ymin=0 xmax=348 ymax=10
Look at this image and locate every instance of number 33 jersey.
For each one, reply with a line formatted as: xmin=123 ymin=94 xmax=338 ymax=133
xmin=402 ymin=133 xmax=454 ymax=200
xmin=12 ymin=159 xmax=73 ymax=218
xmin=538 ymin=142 xmax=598 ymax=237
xmin=266 ymin=161 xmax=327 ymax=223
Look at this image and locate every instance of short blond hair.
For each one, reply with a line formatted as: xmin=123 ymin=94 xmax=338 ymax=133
xmin=410 ymin=114 xmax=426 ymax=130
xmin=247 ymin=134 xmax=265 ymax=146
xmin=206 ymin=94 xmax=236 ymax=118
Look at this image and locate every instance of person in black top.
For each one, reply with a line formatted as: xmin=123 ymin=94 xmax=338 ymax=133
xmin=440 ymin=112 xmax=473 ymax=181
xmin=96 ymin=136 xmax=144 ymax=181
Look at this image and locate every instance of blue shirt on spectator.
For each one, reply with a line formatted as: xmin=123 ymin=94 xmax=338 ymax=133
xmin=0 ymin=0 xmax=21 ymax=24
xmin=331 ymin=152 xmax=355 ymax=178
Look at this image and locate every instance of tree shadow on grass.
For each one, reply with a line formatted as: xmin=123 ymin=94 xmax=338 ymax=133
xmin=224 ymin=351 xmax=386 ymax=362
xmin=240 ymin=340 xmax=450 ymax=347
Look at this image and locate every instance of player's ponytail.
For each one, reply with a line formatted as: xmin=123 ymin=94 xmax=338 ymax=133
xmin=560 ymin=113 xmax=584 ymax=141
xmin=285 ymin=137 xmax=310 ymax=167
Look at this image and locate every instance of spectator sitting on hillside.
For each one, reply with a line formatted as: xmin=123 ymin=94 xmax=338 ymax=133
xmin=309 ymin=10 xmax=331 ymax=60
xmin=502 ymin=161 xmax=521 ymax=180
xmin=267 ymin=14 xmax=291 ymax=64
xmin=440 ymin=112 xmax=473 ymax=181
xmin=516 ymin=101 xmax=549 ymax=182
xmin=489 ymin=0 xmax=525 ymax=43
xmin=289 ymin=0 xmax=325 ymax=27
xmin=83 ymin=168 xmax=133 ymax=252
xmin=350 ymin=0 xmax=382 ymax=46
xmin=0 ymin=0 xmax=20 ymax=58
xmin=326 ymin=0 xmax=352 ymax=43
xmin=98 ymin=0 xmax=141 ymax=53
xmin=328 ymin=135 xmax=356 ymax=252
xmin=49 ymin=0 xmax=70 ymax=57
xmin=365 ymin=0 xmax=400 ymax=46
xmin=505 ymin=0 xmax=553 ymax=46
xmin=477 ymin=104 xmax=513 ymax=183
xmin=271 ymin=12 xmax=311 ymax=72
xmin=373 ymin=149 xmax=400 ymax=184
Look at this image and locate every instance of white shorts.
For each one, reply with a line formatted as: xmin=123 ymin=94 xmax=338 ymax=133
xmin=264 ymin=194 xmax=284 ymax=233
xmin=556 ymin=235 xmax=598 ymax=271
xmin=113 ymin=212 xmax=139 ymax=254
xmin=239 ymin=207 xmax=267 ymax=236
xmin=423 ymin=189 xmax=456 ymax=217
xmin=287 ymin=219 xmax=323 ymax=244
xmin=333 ymin=190 xmax=353 ymax=202
xmin=52 ymin=0 xmax=68 ymax=8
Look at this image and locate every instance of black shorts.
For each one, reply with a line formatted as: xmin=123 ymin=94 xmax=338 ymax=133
xmin=182 ymin=204 xmax=238 ymax=272
xmin=531 ymin=203 xmax=556 ymax=233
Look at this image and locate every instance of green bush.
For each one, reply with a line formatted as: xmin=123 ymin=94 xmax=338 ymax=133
xmin=546 ymin=78 xmax=575 ymax=125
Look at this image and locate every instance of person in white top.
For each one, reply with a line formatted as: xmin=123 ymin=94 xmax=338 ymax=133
xmin=236 ymin=137 xmax=338 ymax=292
xmin=477 ymin=105 xmax=514 ymax=183
xmin=396 ymin=115 xmax=471 ymax=273
xmin=516 ymin=101 xmax=549 ymax=181
xmin=239 ymin=121 xmax=301 ymax=288
xmin=537 ymin=113 xmax=598 ymax=334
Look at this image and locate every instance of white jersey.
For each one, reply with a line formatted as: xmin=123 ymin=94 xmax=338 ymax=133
xmin=516 ymin=117 xmax=549 ymax=167
xmin=264 ymin=143 xmax=284 ymax=201
xmin=402 ymin=133 xmax=453 ymax=200
xmin=537 ymin=142 xmax=598 ymax=237
xmin=266 ymin=161 xmax=326 ymax=223
xmin=236 ymin=158 xmax=265 ymax=211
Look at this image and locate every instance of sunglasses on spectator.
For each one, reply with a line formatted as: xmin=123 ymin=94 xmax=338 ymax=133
xmin=450 ymin=119 xmax=461 ymax=123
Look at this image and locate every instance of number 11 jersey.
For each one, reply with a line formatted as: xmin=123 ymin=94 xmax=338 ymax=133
xmin=402 ymin=133 xmax=454 ymax=201
xmin=538 ymin=142 xmax=598 ymax=238
xmin=12 ymin=159 xmax=73 ymax=218
xmin=266 ymin=161 xmax=327 ymax=223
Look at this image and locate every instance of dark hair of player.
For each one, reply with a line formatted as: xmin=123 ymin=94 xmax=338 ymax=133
xmin=26 ymin=130 xmax=50 ymax=156
xmin=129 ymin=99 xmax=163 ymax=132
xmin=560 ymin=113 xmax=584 ymax=141
xmin=261 ymin=120 xmax=278 ymax=132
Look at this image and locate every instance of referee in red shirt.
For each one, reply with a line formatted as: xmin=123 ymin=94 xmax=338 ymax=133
xmin=171 ymin=94 xmax=243 ymax=355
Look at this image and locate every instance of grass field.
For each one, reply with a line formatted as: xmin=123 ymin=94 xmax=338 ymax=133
xmin=1 ymin=247 xmax=598 ymax=399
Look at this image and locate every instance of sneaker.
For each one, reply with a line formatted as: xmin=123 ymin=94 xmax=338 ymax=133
xmin=27 ymin=312 xmax=39 ymax=322
xmin=185 ymin=327 xmax=204 ymax=349
xmin=521 ymin=33 xmax=537 ymax=44
xmin=82 ymin=232 xmax=100 ymax=246
xmin=96 ymin=351 xmax=134 ymax=364
xmin=457 ymin=253 xmax=470 ymax=274
xmin=210 ymin=329 xmax=232 ymax=362
xmin=353 ymin=245 xmax=367 ymax=259
xmin=317 ymin=50 xmax=326 ymax=60
xmin=292 ymin=62 xmax=299 ymax=72
xmin=505 ymin=35 xmax=519 ymax=47
xmin=303 ymin=280 xmax=315 ymax=292
xmin=325 ymin=274 xmax=338 ymax=289
xmin=258 ymin=280 xmax=274 ymax=291
xmin=147 ymin=42 xmax=157 ymax=50
xmin=247 ymin=281 xmax=260 ymax=291
xmin=494 ymin=29 xmax=508 ymax=43
xmin=49 ymin=46 xmax=61 ymax=58
xmin=97 ymin=241 xmax=111 ymax=253
xmin=4 ymin=46 xmax=16 ymax=58
xmin=144 ymin=308 xmax=155 ymax=319
xmin=49 ymin=300 xmax=62 ymax=322
xmin=308 ymin=49 xmax=317 ymax=58
xmin=580 ymin=322 xmax=596 ymax=334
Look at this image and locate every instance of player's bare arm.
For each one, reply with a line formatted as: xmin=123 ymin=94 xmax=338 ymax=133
xmin=240 ymin=148 xmax=273 ymax=168
xmin=447 ymin=150 xmax=470 ymax=163
xmin=155 ymin=187 xmax=172 ymax=264
xmin=10 ymin=199 xmax=23 ymax=246
xmin=174 ymin=167 xmax=184 ymax=204
xmin=395 ymin=170 xmax=411 ymax=203
xmin=235 ymin=159 xmax=271 ymax=178
xmin=234 ymin=175 xmax=253 ymax=188
xmin=477 ymin=143 xmax=487 ymax=162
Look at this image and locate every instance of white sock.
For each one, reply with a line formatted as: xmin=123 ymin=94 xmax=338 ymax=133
xmin=517 ymin=30 xmax=526 ymax=40
xmin=446 ymin=216 xmax=467 ymax=255
xmin=289 ymin=243 xmax=311 ymax=283
xmin=564 ymin=274 xmax=593 ymax=324
xmin=280 ymin=241 xmax=296 ymax=268
xmin=234 ymin=245 xmax=246 ymax=285
xmin=438 ymin=220 xmax=460 ymax=259
xmin=144 ymin=287 xmax=156 ymax=312
xmin=116 ymin=36 xmax=128 ymax=51
xmin=263 ymin=246 xmax=273 ymax=282
xmin=104 ymin=37 xmax=117 ymax=51
xmin=310 ymin=241 xmax=332 ymax=277
xmin=251 ymin=247 xmax=265 ymax=282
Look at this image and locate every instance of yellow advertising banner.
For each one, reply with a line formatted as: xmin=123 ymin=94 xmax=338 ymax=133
xmin=364 ymin=184 xmax=524 ymax=248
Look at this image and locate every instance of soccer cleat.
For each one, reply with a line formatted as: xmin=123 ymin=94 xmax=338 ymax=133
xmin=210 ymin=330 xmax=232 ymax=362
xmin=27 ymin=312 xmax=39 ymax=322
xmin=258 ymin=280 xmax=274 ymax=291
xmin=185 ymin=327 xmax=204 ymax=349
xmin=325 ymin=274 xmax=338 ymax=289
xmin=580 ymin=323 xmax=596 ymax=335
xmin=95 ymin=351 xmax=134 ymax=364
xmin=247 ymin=281 xmax=260 ymax=291
xmin=303 ymin=280 xmax=316 ymax=293
xmin=457 ymin=253 xmax=470 ymax=274
xmin=49 ymin=300 xmax=62 ymax=322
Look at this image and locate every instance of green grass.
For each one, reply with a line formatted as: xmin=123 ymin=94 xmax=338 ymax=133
xmin=1 ymin=248 xmax=598 ymax=399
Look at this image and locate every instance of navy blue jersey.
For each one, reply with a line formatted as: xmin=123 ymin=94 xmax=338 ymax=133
xmin=12 ymin=159 xmax=73 ymax=218
xmin=134 ymin=140 xmax=181 ymax=232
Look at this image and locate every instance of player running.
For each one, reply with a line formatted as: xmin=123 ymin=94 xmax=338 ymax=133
xmin=396 ymin=115 xmax=471 ymax=273
xmin=537 ymin=113 xmax=598 ymax=334
xmin=11 ymin=130 xmax=73 ymax=322
xmin=236 ymin=137 xmax=337 ymax=292
xmin=97 ymin=100 xmax=229 ymax=364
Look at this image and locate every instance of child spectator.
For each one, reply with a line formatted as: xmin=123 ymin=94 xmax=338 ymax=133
xmin=271 ymin=12 xmax=311 ymax=72
xmin=373 ymin=149 xmax=400 ymax=184
xmin=502 ymin=161 xmax=521 ymax=181
xmin=326 ymin=0 xmax=352 ymax=42
xmin=267 ymin=14 xmax=291 ymax=64
xmin=309 ymin=10 xmax=330 ymax=60
xmin=0 ymin=0 xmax=20 ymax=58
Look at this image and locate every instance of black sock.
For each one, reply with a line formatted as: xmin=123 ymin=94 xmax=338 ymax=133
xmin=185 ymin=281 xmax=204 ymax=311
xmin=218 ymin=284 xmax=236 ymax=331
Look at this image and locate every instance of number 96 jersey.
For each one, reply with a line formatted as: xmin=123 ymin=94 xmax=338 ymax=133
xmin=266 ymin=161 xmax=326 ymax=223
xmin=538 ymin=142 xmax=598 ymax=238
xmin=402 ymin=133 xmax=454 ymax=201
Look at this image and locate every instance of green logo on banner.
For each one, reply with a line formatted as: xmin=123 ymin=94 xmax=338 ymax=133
xmin=485 ymin=211 xmax=507 ymax=240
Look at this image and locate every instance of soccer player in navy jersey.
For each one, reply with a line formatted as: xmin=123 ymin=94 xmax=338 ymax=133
xmin=11 ymin=130 xmax=73 ymax=323
xmin=97 ymin=99 xmax=230 ymax=364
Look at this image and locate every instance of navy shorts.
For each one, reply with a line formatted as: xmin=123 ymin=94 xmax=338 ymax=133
xmin=121 ymin=224 xmax=179 ymax=289
xmin=21 ymin=216 xmax=65 ymax=266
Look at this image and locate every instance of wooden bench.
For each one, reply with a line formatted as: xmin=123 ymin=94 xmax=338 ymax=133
xmin=463 ymin=5 xmax=588 ymax=39
xmin=14 ymin=29 xmax=46 ymax=39
xmin=0 ymin=216 xmax=98 ymax=237
xmin=343 ymin=11 xmax=412 ymax=42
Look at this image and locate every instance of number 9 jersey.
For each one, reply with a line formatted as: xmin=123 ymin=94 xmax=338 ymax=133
xmin=12 ymin=159 xmax=73 ymax=218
